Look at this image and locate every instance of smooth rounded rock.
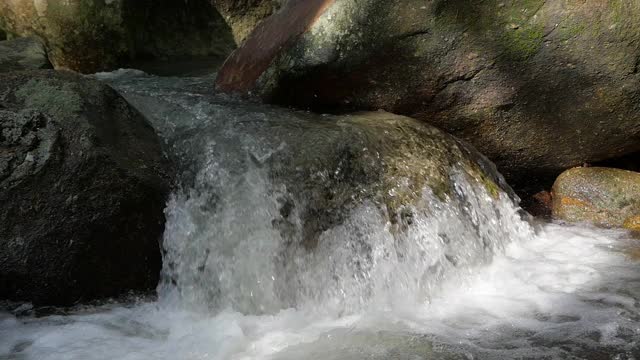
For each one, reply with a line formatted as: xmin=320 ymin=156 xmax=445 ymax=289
xmin=552 ymin=167 xmax=640 ymax=230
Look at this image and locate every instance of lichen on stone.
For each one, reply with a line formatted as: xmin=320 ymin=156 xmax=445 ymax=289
xmin=16 ymin=79 xmax=83 ymax=120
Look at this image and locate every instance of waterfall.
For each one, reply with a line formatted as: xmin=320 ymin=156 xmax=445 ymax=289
xmin=1 ymin=70 xmax=638 ymax=360
xmin=97 ymin=71 xmax=534 ymax=315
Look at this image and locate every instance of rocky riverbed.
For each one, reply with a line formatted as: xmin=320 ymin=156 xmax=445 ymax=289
xmin=0 ymin=1 xmax=639 ymax=359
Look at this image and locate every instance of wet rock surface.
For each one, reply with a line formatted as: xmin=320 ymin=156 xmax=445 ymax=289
xmin=0 ymin=70 xmax=171 ymax=305
xmin=217 ymin=0 xmax=640 ymax=196
xmin=99 ymin=72 xmax=530 ymax=316
xmin=0 ymin=37 xmax=51 ymax=72
xmin=250 ymin=110 xmax=515 ymax=246
xmin=552 ymin=167 xmax=640 ymax=231
xmin=104 ymin=72 xmax=516 ymax=253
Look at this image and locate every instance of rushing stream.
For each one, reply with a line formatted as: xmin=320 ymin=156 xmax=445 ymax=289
xmin=1 ymin=70 xmax=639 ymax=360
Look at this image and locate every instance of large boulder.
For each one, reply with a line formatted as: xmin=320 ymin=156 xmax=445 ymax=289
xmin=162 ymin=108 xmax=516 ymax=249
xmin=212 ymin=0 xmax=282 ymax=44
xmin=0 ymin=70 xmax=171 ymax=306
xmin=0 ymin=0 xmax=235 ymax=73
xmin=552 ymin=167 xmax=640 ymax=231
xmin=256 ymin=111 xmax=516 ymax=245
xmin=165 ymin=112 xmax=524 ymax=311
xmin=216 ymin=0 xmax=640 ymax=195
xmin=0 ymin=37 xmax=51 ymax=72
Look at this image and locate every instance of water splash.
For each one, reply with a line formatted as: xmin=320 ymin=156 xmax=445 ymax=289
xmin=1 ymin=70 xmax=638 ymax=360
xmin=158 ymin=165 xmax=533 ymax=315
xmin=96 ymin=71 xmax=535 ymax=315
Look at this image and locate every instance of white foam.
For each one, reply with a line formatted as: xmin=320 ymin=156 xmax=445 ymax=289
xmin=2 ymin=224 xmax=638 ymax=359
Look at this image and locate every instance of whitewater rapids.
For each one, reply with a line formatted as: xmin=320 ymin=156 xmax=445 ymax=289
xmin=2 ymin=224 xmax=639 ymax=359
xmin=1 ymin=70 xmax=638 ymax=360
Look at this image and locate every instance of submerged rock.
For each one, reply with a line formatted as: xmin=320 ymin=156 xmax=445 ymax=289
xmin=100 ymin=72 xmax=533 ymax=314
xmin=0 ymin=0 xmax=235 ymax=73
xmin=0 ymin=70 xmax=171 ymax=306
xmin=0 ymin=37 xmax=51 ymax=72
xmin=217 ymin=0 xmax=640 ymax=195
xmin=552 ymin=167 xmax=640 ymax=231
xmin=212 ymin=0 xmax=282 ymax=44
xmin=263 ymin=111 xmax=515 ymax=245
xmin=166 ymin=107 xmax=516 ymax=248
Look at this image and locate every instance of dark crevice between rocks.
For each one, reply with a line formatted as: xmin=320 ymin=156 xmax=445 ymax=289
xmin=121 ymin=0 xmax=237 ymax=73
xmin=0 ymin=291 xmax=157 ymax=318
xmin=395 ymin=29 xmax=431 ymax=41
xmin=592 ymin=151 xmax=640 ymax=173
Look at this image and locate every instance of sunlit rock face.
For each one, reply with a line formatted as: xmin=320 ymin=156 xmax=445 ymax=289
xmin=0 ymin=0 xmax=236 ymax=73
xmin=552 ymin=167 xmax=640 ymax=231
xmin=217 ymin=0 xmax=640 ymax=196
xmin=0 ymin=70 xmax=172 ymax=305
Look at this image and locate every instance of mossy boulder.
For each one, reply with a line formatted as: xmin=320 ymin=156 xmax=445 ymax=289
xmin=271 ymin=111 xmax=514 ymax=244
xmin=217 ymin=0 xmax=640 ymax=196
xmin=0 ymin=37 xmax=51 ymax=72
xmin=165 ymin=108 xmax=516 ymax=249
xmin=552 ymin=167 xmax=640 ymax=231
xmin=0 ymin=70 xmax=172 ymax=305
xmin=212 ymin=0 xmax=282 ymax=44
xmin=0 ymin=0 xmax=235 ymax=73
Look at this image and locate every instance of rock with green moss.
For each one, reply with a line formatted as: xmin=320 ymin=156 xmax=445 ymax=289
xmin=225 ymin=110 xmax=514 ymax=246
xmin=552 ymin=167 xmax=640 ymax=231
xmin=0 ymin=0 xmax=236 ymax=73
xmin=0 ymin=70 xmax=172 ymax=306
xmin=0 ymin=37 xmax=51 ymax=72
xmin=212 ymin=0 xmax=282 ymax=44
xmin=217 ymin=0 xmax=640 ymax=196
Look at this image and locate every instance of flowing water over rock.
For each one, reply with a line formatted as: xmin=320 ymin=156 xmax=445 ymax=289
xmin=1 ymin=71 xmax=639 ymax=360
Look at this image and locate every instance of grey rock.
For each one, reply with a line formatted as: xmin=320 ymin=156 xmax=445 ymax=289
xmin=0 ymin=37 xmax=51 ymax=72
xmin=0 ymin=70 xmax=172 ymax=305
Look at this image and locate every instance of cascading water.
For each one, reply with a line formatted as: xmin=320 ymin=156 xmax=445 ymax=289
xmin=1 ymin=70 xmax=639 ymax=360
